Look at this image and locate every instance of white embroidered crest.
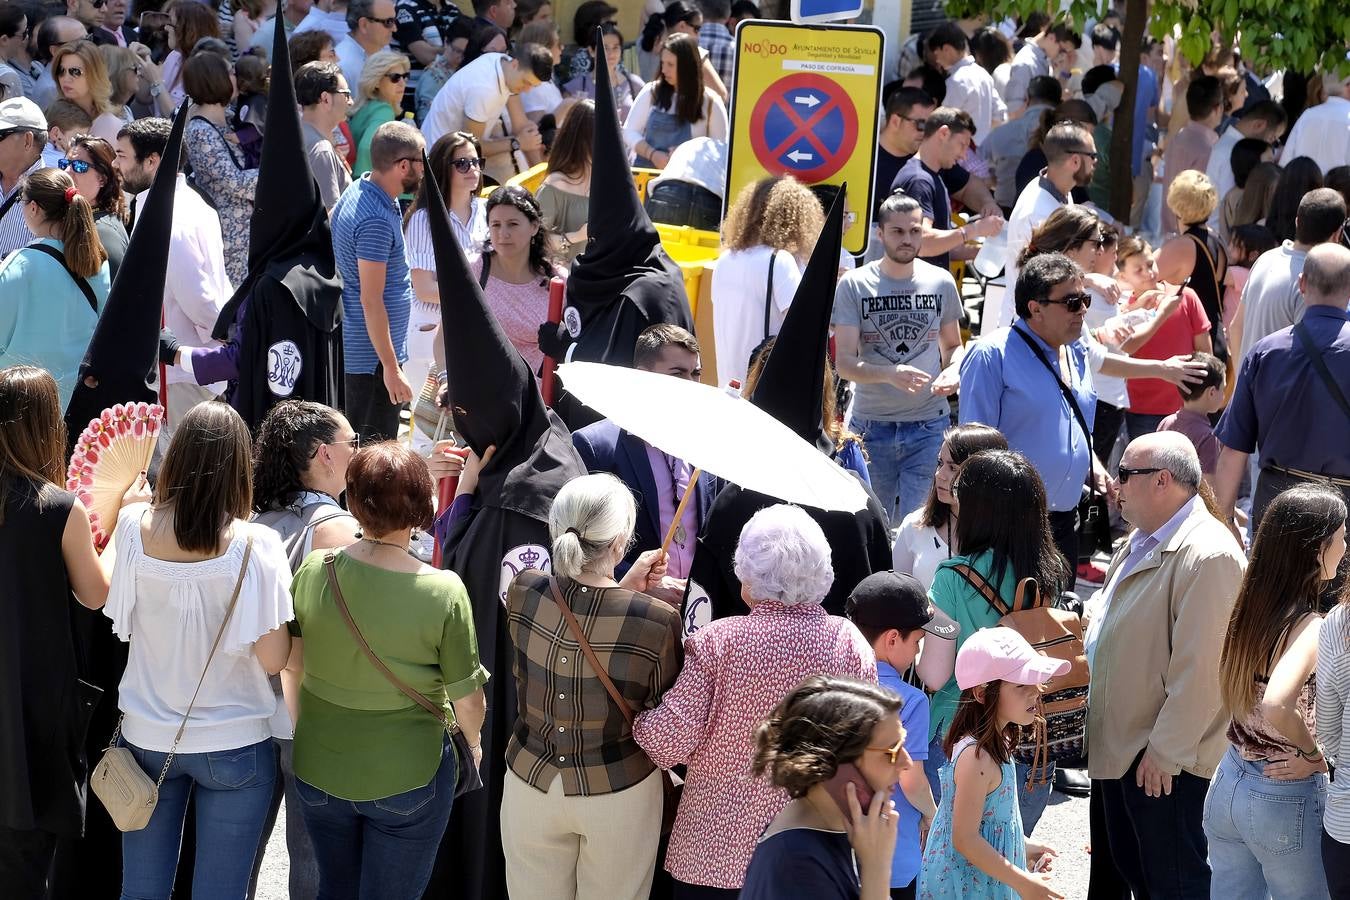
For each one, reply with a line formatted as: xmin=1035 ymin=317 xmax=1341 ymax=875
xmin=266 ymin=340 xmax=302 ymax=397
xmin=500 ymin=544 xmax=551 ymax=605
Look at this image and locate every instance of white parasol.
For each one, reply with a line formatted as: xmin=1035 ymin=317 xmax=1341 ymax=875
xmin=557 ymin=362 xmax=869 ymax=517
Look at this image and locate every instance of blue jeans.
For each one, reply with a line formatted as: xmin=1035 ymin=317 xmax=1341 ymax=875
xmin=119 ymin=737 xmax=277 ymax=900
xmin=1203 ymin=746 xmax=1329 ymax=900
xmin=296 ymin=738 xmax=457 ymax=900
xmin=851 ymin=414 xmax=949 ymax=525
xmin=925 ymin=734 xmax=946 ymax=803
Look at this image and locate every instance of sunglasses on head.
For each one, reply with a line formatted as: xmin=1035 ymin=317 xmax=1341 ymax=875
xmin=58 ymin=158 xmax=91 ymax=174
xmin=1117 ymin=465 xmax=1164 ymax=484
xmin=451 ymin=157 xmax=483 ymax=173
xmin=1037 ymin=291 xmax=1093 ymax=312
xmin=57 ymin=66 xmax=84 ymax=78
xmin=385 ymin=71 xmax=408 ymax=82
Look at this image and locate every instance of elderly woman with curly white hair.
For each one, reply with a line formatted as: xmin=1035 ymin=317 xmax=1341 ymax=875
xmin=632 ymin=504 xmax=878 ymax=898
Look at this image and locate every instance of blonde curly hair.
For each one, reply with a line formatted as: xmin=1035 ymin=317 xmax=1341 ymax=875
xmin=721 ymin=175 xmax=824 ymax=261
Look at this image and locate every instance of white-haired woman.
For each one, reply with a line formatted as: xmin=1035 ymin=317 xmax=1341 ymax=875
xmin=632 ymin=504 xmax=878 ymax=897
xmin=501 ymin=473 xmax=683 ymax=900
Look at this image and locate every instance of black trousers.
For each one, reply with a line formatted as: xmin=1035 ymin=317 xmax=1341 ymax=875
xmin=344 ymin=364 xmax=404 ymax=443
xmin=1323 ymin=828 xmax=1350 ymax=898
xmin=672 ymin=880 xmax=739 ymax=899
xmin=1099 ymin=755 xmax=1210 ymax=899
xmin=1088 ymin=779 xmax=1133 ymax=900
xmin=0 ymin=826 xmax=57 ymax=900
xmin=645 ymin=182 xmax=724 ymax=232
xmin=1048 ymin=508 xmax=1079 ymax=576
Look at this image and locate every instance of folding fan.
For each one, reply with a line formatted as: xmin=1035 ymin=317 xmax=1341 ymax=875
xmin=66 ymin=402 xmax=164 ymax=550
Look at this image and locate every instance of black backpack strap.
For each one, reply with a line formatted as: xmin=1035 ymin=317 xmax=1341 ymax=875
xmin=27 ymin=242 xmax=98 ymax=313
xmin=478 ymin=252 xmax=491 ymax=290
xmin=1295 ymin=320 xmax=1350 ymax=420
xmin=950 ymin=562 xmax=1011 ymax=617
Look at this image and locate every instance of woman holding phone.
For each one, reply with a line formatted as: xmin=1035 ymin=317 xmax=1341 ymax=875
xmin=632 ymin=504 xmax=877 ymax=897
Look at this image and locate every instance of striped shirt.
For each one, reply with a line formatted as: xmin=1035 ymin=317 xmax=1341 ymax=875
xmin=504 ymin=571 xmax=682 ymax=796
xmin=403 ymin=202 xmax=487 ymax=271
xmin=1318 ymin=604 xmax=1350 ymax=840
xmin=330 ymin=175 xmax=412 ymax=375
xmin=0 ymin=157 xmax=45 ymax=257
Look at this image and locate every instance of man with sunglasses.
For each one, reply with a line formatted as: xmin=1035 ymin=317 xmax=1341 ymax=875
xmin=960 ymin=252 xmax=1109 ymax=571
xmin=296 ymin=61 xmax=353 ymax=211
xmin=336 ymin=0 xmax=395 ymax=92
xmin=0 ymin=96 xmax=46 ymax=257
xmin=64 ymin=0 xmax=107 ymax=36
xmin=1084 ymin=430 xmax=1244 ymax=899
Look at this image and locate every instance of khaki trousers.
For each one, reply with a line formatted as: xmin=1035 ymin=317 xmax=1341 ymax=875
xmin=501 ymin=768 xmax=662 ymax=900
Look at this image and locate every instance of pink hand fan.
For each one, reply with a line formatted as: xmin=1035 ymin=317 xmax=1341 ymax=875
xmin=66 ymin=402 xmax=164 ymax=551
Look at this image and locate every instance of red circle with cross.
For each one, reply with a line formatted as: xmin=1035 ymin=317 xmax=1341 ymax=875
xmin=747 ymin=72 xmax=858 ymax=182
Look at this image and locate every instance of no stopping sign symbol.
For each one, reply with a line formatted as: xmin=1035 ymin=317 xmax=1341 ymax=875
xmin=748 ymin=72 xmax=858 ymax=182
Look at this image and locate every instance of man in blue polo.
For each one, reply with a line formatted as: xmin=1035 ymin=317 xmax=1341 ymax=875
xmin=331 ymin=119 xmax=424 ymax=441
xmin=958 ymin=252 xmax=1104 ymax=568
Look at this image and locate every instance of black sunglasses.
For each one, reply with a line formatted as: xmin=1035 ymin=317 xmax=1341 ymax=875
xmin=385 ymin=71 xmax=408 ymax=82
xmin=1036 ymin=291 xmax=1093 ymax=312
xmin=1118 ymin=465 xmax=1164 ymax=483
xmin=1068 ymin=148 xmax=1099 ymax=160
xmin=56 ymin=66 xmax=84 ymax=78
xmin=451 ymin=157 xmax=483 ymax=173
xmin=364 ymin=14 xmax=397 ymax=26
xmin=58 ymin=158 xmax=91 ymax=174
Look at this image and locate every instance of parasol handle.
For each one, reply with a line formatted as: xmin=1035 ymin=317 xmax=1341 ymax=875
xmin=659 ymin=467 xmax=701 ymax=558
xmin=542 ymin=276 xmax=565 ymax=407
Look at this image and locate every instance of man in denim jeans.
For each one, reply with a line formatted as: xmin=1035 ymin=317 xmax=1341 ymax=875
xmin=833 ymin=191 xmax=962 ymax=524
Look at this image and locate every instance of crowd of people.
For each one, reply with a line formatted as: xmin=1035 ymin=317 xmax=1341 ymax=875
xmin=2 ymin=0 xmax=1350 ymax=899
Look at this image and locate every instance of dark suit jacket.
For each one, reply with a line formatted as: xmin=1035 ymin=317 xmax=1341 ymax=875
xmin=572 ymin=419 xmax=719 ymax=572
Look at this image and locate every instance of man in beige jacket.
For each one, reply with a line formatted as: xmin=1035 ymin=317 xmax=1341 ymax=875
xmin=1084 ymin=431 xmax=1245 ymax=898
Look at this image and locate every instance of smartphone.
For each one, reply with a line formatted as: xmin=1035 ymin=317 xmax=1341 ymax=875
xmin=821 ymin=762 xmax=875 ymax=816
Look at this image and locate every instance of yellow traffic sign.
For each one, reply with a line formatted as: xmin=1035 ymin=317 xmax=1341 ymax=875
xmin=728 ymin=21 xmax=885 ymax=254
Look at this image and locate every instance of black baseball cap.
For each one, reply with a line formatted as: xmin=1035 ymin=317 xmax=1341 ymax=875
xmin=846 ymin=571 xmax=959 ymax=640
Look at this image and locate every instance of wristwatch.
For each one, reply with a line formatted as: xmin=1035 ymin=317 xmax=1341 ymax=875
xmin=148 ymin=81 xmax=164 ymax=98
xmin=509 ymin=137 xmax=520 ymax=153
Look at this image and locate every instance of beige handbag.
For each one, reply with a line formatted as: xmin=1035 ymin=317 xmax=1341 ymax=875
xmin=91 ymin=537 xmax=253 ymax=832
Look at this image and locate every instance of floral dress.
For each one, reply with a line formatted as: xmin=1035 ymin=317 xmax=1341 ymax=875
xmin=185 ymin=116 xmax=258 ymax=288
xmin=918 ymin=736 xmax=1027 ymax=899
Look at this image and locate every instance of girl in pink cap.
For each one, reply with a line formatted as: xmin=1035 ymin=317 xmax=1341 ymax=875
xmin=918 ymin=627 xmax=1068 ymax=900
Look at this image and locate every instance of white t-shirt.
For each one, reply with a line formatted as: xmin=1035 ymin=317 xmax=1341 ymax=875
xmin=1203 ymin=126 xmax=1243 ymax=231
xmin=944 ymin=56 xmax=1006 ymax=137
xmin=891 ymin=508 xmax=949 ymax=589
xmin=647 ymin=136 xmax=727 ymax=198
xmin=423 ymin=52 xmax=511 ymax=148
xmin=991 ymin=177 xmax=1074 ymax=333
xmin=520 ymin=80 xmax=563 ymax=116
xmin=711 ymin=246 xmax=803 ymax=389
xmin=105 ymin=507 xmax=294 ymax=754
xmin=1280 ymin=97 xmax=1350 ymax=180
xmin=621 ymin=82 xmax=728 ymax=161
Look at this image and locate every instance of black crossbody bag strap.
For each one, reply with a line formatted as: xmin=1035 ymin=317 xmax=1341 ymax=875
xmin=478 ymin=252 xmax=491 ymax=289
xmin=0 ymin=187 xmax=21 ymax=224
xmin=1296 ymin=321 xmax=1350 ymax=420
xmin=763 ymin=251 xmax=777 ymax=341
xmin=27 ymin=242 xmax=98 ymax=313
xmin=1012 ymin=325 xmax=1097 ymax=476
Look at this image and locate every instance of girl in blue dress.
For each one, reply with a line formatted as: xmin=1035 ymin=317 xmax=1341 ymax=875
xmin=919 ymin=627 xmax=1067 ymax=900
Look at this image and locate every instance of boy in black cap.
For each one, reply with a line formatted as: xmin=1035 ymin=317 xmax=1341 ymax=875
xmin=846 ymin=570 xmax=958 ymax=899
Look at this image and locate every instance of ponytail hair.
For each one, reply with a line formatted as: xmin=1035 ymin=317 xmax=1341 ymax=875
xmin=21 ymin=168 xmax=106 ymax=279
xmin=547 ymin=473 xmax=636 ymax=579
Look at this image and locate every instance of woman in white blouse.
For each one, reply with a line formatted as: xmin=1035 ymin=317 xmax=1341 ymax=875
xmin=622 ymin=33 xmax=727 ymax=169
xmin=105 ymin=402 xmax=293 ymax=897
xmin=891 ymin=423 xmax=1007 ymax=588
xmin=403 ymin=132 xmax=490 ymax=397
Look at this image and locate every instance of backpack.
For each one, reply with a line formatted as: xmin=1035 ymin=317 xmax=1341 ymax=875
xmin=253 ymin=500 xmax=353 ymax=573
xmin=950 ymin=564 xmax=1090 ymax=780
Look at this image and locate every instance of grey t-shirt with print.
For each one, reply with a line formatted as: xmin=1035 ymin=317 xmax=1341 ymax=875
xmin=831 ymin=259 xmax=961 ymax=422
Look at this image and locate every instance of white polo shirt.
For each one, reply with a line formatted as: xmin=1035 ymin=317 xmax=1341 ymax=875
xmin=422 ymin=52 xmax=511 ymax=148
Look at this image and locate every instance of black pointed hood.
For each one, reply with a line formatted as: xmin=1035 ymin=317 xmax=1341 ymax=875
xmin=428 ymin=155 xmax=586 ymax=520
xmin=749 ymin=185 xmax=846 ymax=452
xmin=213 ymin=4 xmax=338 ymax=339
xmin=64 ymin=102 xmax=188 ymax=434
xmin=562 ymin=26 xmax=690 ymax=345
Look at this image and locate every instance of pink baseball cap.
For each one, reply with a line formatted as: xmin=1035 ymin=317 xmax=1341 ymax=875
xmin=955 ymin=627 xmax=1071 ymax=690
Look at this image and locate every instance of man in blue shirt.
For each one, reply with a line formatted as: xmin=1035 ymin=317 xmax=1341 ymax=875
xmin=959 ymin=252 xmax=1105 ymax=568
xmin=1214 ymin=244 xmax=1350 ymax=543
xmin=331 ymin=119 xmax=424 ymax=441
xmin=846 ymin=571 xmax=957 ymax=899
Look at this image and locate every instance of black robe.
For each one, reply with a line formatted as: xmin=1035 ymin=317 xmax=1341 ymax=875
xmin=225 ymin=256 xmax=343 ymax=431
xmin=686 ymin=481 xmax=893 ymax=624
